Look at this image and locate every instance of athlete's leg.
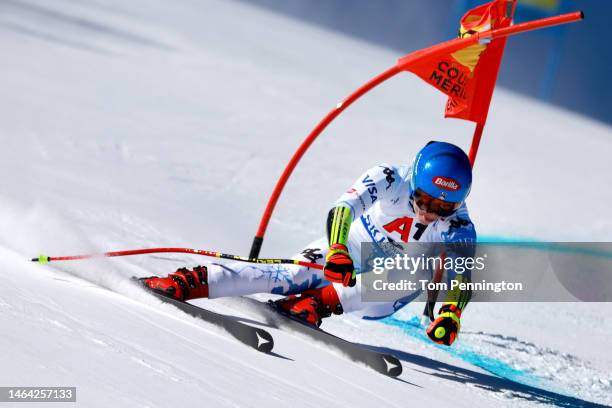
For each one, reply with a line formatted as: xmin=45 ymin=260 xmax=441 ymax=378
xmin=208 ymin=237 xmax=329 ymax=298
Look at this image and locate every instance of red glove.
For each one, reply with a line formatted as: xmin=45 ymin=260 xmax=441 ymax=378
xmin=324 ymin=243 xmax=356 ymax=287
xmin=426 ymin=303 xmax=461 ymax=346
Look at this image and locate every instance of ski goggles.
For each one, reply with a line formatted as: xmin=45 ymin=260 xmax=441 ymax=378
xmin=412 ymin=188 xmax=461 ymax=217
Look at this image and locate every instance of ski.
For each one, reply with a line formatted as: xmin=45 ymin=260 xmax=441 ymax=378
xmin=134 ymin=279 xmax=274 ymax=353
xmin=243 ymin=297 xmax=402 ymax=377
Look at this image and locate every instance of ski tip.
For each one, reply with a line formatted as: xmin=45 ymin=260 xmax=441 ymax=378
xmin=382 ymin=355 xmax=403 ymax=377
xmin=254 ymin=329 xmax=274 ymax=353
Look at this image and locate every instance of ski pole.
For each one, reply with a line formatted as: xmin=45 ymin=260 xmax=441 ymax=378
xmin=31 ymin=247 xmax=324 ymax=270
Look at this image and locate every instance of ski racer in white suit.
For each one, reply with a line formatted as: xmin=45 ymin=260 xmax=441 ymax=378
xmin=142 ymin=141 xmax=475 ymax=346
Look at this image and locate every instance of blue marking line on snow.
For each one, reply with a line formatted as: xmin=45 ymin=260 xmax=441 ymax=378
xmin=477 ymin=234 xmax=540 ymax=243
xmin=376 ymin=234 xmax=603 ymax=397
xmin=478 ymin=235 xmax=612 ymax=259
xmin=379 ymin=315 xmax=542 ymax=388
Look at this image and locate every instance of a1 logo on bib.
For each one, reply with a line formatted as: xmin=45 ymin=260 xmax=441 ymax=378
xmin=383 ymin=217 xmax=413 ymax=242
xmin=384 ymin=217 xmax=428 ymax=242
xmin=432 ymin=176 xmax=460 ymax=191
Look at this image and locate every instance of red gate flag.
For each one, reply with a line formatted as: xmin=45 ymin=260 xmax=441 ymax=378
xmin=400 ymin=0 xmax=516 ymax=124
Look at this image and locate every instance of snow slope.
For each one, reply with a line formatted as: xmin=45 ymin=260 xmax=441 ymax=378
xmin=0 ymin=0 xmax=611 ymax=407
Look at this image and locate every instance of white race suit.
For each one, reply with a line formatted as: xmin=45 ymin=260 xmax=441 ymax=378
xmin=206 ymin=163 xmax=476 ymax=319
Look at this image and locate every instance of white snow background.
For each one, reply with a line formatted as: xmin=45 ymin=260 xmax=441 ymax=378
xmin=0 ymin=0 xmax=611 ymax=407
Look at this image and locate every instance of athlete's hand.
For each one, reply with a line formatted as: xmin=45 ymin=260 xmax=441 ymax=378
xmin=324 ymin=244 xmax=356 ymax=287
xmin=426 ymin=303 xmax=461 ymax=346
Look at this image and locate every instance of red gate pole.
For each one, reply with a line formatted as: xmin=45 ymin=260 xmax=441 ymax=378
xmin=248 ymin=65 xmax=402 ymax=258
xmin=468 ymin=120 xmax=486 ymax=167
xmin=249 ymin=11 xmax=583 ymax=258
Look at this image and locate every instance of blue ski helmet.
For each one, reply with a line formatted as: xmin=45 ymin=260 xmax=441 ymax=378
xmin=410 ymin=141 xmax=472 ymax=203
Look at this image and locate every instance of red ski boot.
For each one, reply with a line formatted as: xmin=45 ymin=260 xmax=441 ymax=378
xmin=275 ymin=285 xmax=343 ymax=327
xmin=140 ymin=266 xmax=209 ymax=301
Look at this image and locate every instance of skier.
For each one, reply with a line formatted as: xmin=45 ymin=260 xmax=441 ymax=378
xmin=141 ymin=141 xmax=475 ymax=346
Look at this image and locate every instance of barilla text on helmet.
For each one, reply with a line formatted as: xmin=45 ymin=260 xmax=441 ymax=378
xmin=432 ymin=176 xmax=460 ymax=191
